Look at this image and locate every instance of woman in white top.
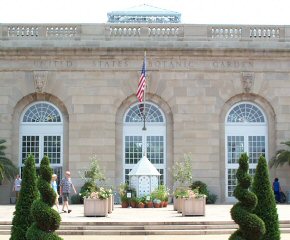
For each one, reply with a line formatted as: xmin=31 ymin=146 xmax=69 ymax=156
xmin=51 ymin=174 xmax=60 ymax=212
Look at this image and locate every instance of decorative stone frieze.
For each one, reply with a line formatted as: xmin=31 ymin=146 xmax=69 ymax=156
xmin=241 ymin=72 xmax=254 ymax=93
xmin=33 ymin=71 xmax=48 ymax=93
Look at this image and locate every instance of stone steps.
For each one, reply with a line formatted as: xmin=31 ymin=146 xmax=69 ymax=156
xmin=1 ymin=220 xmax=290 ymax=235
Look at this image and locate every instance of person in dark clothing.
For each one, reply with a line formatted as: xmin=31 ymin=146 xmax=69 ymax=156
xmin=272 ymin=177 xmax=282 ymax=203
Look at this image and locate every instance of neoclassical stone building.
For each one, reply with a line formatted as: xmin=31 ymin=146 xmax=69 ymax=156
xmin=0 ymin=17 xmax=290 ymax=203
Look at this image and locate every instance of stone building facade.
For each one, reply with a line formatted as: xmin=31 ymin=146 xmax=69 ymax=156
xmin=0 ymin=23 xmax=289 ymax=203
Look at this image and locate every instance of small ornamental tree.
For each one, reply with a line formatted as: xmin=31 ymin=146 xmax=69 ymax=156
xmin=26 ymin=156 xmax=62 ymax=240
xmin=172 ymin=153 xmax=193 ymax=187
xmin=229 ymin=153 xmax=265 ymax=240
xmin=252 ymin=155 xmax=280 ymax=240
xmin=10 ymin=155 xmax=39 ymax=240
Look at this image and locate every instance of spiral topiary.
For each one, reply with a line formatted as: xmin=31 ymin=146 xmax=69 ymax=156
xmin=229 ymin=153 xmax=265 ymax=240
xmin=26 ymin=156 xmax=62 ymax=240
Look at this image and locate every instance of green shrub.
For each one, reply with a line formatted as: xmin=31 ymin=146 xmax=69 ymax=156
xmin=26 ymin=156 xmax=62 ymax=240
xmin=71 ymin=194 xmax=82 ymax=204
xmin=10 ymin=154 xmax=39 ymax=240
xmin=229 ymin=153 xmax=265 ymax=240
xmin=190 ymin=180 xmax=218 ymax=204
xmin=252 ymin=155 xmax=280 ymax=240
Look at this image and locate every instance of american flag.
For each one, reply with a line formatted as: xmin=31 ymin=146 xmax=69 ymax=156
xmin=136 ymin=57 xmax=146 ymax=102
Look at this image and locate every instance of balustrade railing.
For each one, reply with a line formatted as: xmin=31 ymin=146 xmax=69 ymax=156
xmin=8 ymin=26 xmax=39 ymax=37
xmin=211 ymin=27 xmax=242 ymax=39
xmin=249 ymin=27 xmax=280 ymax=38
xmin=148 ymin=26 xmax=182 ymax=37
xmin=46 ymin=26 xmax=79 ymax=38
xmin=6 ymin=25 xmax=79 ymax=38
xmin=109 ymin=26 xmax=141 ymax=36
xmin=1 ymin=23 xmax=287 ymax=42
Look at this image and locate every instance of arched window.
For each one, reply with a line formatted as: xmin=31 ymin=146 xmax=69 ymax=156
xmin=20 ymin=102 xmax=63 ymax=173
xmin=123 ymin=102 xmax=166 ymax=184
xmin=225 ymin=102 xmax=267 ymax=201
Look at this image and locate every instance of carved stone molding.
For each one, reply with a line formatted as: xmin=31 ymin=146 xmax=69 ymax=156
xmin=241 ymin=72 xmax=254 ymax=93
xmin=33 ymin=71 xmax=48 ymax=93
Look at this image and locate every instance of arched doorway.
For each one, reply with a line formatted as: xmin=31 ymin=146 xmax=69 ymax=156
xmin=225 ymin=102 xmax=268 ymax=201
xmin=123 ymin=102 xmax=166 ymax=184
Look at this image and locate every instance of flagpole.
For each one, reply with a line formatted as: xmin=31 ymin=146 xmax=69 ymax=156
xmin=142 ymin=51 xmax=147 ymax=132
xmin=142 ymin=51 xmax=147 ymax=157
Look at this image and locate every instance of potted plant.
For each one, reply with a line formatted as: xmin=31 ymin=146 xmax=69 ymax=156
xmin=153 ymin=198 xmax=161 ymax=208
xmin=154 ymin=185 xmax=169 ymax=207
xmin=182 ymin=188 xmax=206 ymax=216
xmin=172 ymin=153 xmax=193 ymax=211
xmin=174 ymin=188 xmax=188 ymax=213
xmin=119 ymin=183 xmax=129 ymax=208
xmin=137 ymin=197 xmax=145 ymax=208
xmin=83 ymin=187 xmax=110 ymax=217
xmin=144 ymin=195 xmax=153 ymax=208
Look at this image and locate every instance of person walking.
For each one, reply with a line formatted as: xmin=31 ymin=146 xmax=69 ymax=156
xmin=13 ymin=174 xmax=22 ymax=201
xmin=273 ymin=177 xmax=282 ymax=203
xmin=51 ymin=173 xmax=60 ymax=212
xmin=60 ymin=171 xmax=76 ymax=213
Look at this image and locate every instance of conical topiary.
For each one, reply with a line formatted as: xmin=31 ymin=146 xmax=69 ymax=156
xmin=252 ymin=155 xmax=280 ymax=240
xmin=26 ymin=155 xmax=62 ymax=240
xmin=10 ymin=154 xmax=39 ymax=240
xmin=229 ymin=153 xmax=265 ymax=240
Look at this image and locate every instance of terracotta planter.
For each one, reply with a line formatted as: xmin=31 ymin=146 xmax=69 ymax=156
xmin=145 ymin=202 xmax=153 ymax=208
xmin=163 ymin=201 xmax=168 ymax=207
xmin=138 ymin=203 xmax=145 ymax=208
xmin=153 ymin=202 xmax=161 ymax=208
xmin=130 ymin=201 xmax=137 ymax=208
xmin=182 ymin=197 xmax=206 ymax=216
xmin=84 ymin=198 xmax=108 ymax=217
xmin=121 ymin=201 xmax=129 ymax=208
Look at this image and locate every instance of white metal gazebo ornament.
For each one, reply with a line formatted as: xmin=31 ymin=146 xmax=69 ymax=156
xmin=128 ymin=156 xmax=160 ymax=197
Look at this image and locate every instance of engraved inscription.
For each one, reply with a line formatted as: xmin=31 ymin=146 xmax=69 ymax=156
xmin=34 ymin=60 xmax=73 ymax=68
xmin=212 ymin=60 xmax=253 ymax=69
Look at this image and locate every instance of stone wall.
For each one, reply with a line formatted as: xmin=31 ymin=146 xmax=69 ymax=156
xmin=0 ymin=23 xmax=290 ymax=203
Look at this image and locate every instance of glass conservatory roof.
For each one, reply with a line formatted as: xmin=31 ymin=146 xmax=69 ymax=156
xmin=107 ymin=4 xmax=181 ymax=23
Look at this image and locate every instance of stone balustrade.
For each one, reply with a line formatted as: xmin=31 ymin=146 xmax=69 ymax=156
xmin=0 ymin=23 xmax=288 ymax=42
xmin=211 ymin=27 xmax=242 ymax=39
xmin=8 ymin=26 xmax=39 ymax=37
xmin=6 ymin=24 xmax=79 ymax=38
xmin=249 ymin=27 xmax=280 ymax=38
xmin=109 ymin=26 xmax=141 ymax=37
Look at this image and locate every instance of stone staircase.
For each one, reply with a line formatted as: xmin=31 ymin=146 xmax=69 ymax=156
xmin=1 ymin=220 xmax=290 ymax=236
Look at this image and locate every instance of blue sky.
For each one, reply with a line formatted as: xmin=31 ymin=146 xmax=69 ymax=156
xmin=1 ymin=0 xmax=289 ymax=25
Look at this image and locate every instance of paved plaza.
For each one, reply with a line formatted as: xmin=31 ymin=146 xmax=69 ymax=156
xmin=1 ymin=204 xmax=290 ymax=239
